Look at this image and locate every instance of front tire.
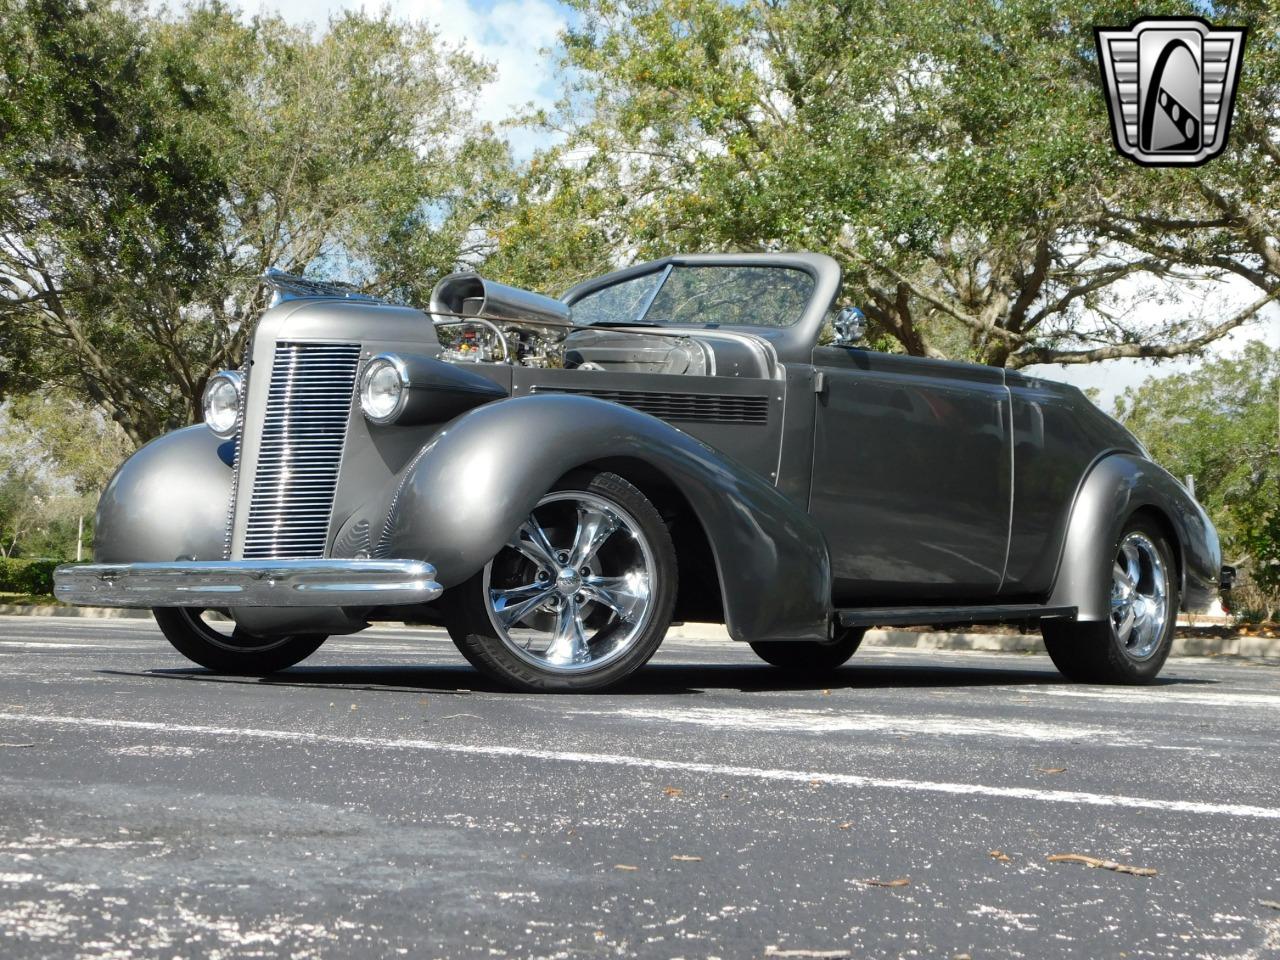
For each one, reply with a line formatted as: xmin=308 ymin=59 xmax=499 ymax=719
xmin=750 ymin=627 xmax=867 ymax=672
xmin=444 ymin=471 xmax=677 ymax=692
xmin=153 ymin=608 xmax=327 ymax=674
xmin=1041 ymin=517 xmax=1178 ymax=683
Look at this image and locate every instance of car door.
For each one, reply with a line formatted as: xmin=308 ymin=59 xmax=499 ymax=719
xmin=809 ymin=348 xmax=1012 ymax=604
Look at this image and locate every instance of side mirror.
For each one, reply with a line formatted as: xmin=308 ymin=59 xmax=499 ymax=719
xmin=833 ymin=306 xmax=867 ymax=346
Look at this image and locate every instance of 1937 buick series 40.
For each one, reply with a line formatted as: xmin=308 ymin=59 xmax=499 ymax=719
xmin=54 ymin=253 xmax=1225 ymax=691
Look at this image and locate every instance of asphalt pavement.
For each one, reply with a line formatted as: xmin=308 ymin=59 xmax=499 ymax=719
xmin=1 ymin=614 xmax=1278 ymax=959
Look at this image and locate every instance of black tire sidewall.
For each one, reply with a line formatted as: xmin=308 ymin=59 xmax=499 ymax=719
xmin=153 ymin=608 xmax=326 ymax=675
xmin=444 ymin=471 xmax=677 ymax=692
xmin=750 ymin=627 xmax=866 ymax=671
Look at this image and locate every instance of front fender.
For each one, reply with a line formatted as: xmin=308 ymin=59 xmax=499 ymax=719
xmin=94 ymin=425 xmax=232 ymax=563
xmin=381 ymin=394 xmax=832 ymax=643
xmin=1047 ymin=453 xmax=1221 ymax=619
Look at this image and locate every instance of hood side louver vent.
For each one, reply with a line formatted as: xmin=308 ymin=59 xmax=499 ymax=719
xmin=534 ymin=387 xmax=768 ymax=425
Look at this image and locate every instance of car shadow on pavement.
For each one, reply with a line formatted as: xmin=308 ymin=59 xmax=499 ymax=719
xmin=100 ymin=662 xmax=1211 ymax=696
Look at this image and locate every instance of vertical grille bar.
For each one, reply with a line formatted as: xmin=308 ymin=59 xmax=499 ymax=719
xmin=241 ymin=342 xmax=360 ymax=559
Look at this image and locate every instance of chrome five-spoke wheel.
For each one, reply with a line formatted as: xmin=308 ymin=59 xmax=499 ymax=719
xmin=486 ymin=490 xmax=655 ymax=671
xmin=1041 ymin=517 xmax=1178 ymax=684
xmin=445 ymin=470 xmax=677 ymax=691
xmin=1110 ymin=531 xmax=1169 ymax=661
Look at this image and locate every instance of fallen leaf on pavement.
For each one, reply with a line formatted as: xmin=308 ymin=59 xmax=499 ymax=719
xmin=1036 ymin=767 xmax=1067 ymax=774
xmin=861 ymin=877 xmax=910 ymax=888
xmin=1047 ymin=853 xmax=1156 ymax=877
xmin=1260 ymin=899 xmax=1280 ymax=910
xmin=764 ymin=948 xmax=851 ymax=958
xmin=837 ymin=822 xmax=853 ymax=830
xmin=989 ymin=850 xmax=1011 ymax=862
xmin=671 ymin=855 xmax=702 ymax=862
xmin=613 ymin=864 xmax=638 ymax=871
xmin=663 ymin=786 xmax=683 ymax=798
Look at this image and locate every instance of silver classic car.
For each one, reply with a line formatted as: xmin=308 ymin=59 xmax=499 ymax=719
xmin=54 ymin=253 xmax=1224 ymax=691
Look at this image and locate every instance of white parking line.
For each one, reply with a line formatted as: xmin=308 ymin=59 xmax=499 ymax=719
xmin=2 ymin=711 xmax=1277 ymax=821
xmin=0 ymin=641 xmax=116 ymax=649
xmin=1012 ymin=687 xmax=1280 ymax=709
xmin=570 ymin=705 xmax=1150 ymax=746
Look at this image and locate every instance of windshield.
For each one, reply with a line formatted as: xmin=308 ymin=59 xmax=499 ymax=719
xmin=571 ymin=265 xmax=815 ymax=329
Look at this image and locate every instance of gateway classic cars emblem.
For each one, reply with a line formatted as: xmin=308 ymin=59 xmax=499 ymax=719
xmin=1095 ymin=17 xmax=1246 ymax=166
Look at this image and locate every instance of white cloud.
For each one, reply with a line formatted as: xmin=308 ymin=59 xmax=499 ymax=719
xmin=176 ymin=0 xmax=570 ymax=156
xmin=1025 ymin=272 xmax=1280 ymax=409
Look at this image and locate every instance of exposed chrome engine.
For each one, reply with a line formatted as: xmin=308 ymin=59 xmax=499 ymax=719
xmin=430 ymin=272 xmax=573 ymax=367
xmin=428 ymin=271 xmax=716 ymax=374
xmin=424 ymin=271 xmax=773 ymax=378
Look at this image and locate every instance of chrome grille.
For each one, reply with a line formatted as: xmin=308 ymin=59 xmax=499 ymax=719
xmin=533 ymin=386 xmax=769 ymax=425
xmin=242 ymin=342 xmax=360 ymax=559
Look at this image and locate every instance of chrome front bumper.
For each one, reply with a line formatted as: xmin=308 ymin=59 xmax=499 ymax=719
xmin=53 ymin=559 xmax=442 ymax=609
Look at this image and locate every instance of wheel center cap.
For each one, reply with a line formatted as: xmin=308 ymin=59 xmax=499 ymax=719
xmin=555 ymin=567 xmax=582 ymax=596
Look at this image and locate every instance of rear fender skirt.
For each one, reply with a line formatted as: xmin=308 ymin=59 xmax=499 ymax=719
xmin=382 ymin=393 xmax=833 ymax=643
xmin=1047 ymin=453 xmax=1221 ymax=619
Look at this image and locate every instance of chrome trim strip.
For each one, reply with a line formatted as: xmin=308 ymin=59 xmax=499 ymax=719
xmin=632 ymin=263 xmax=672 ymax=323
xmin=222 ymin=361 xmax=249 ymax=560
xmin=53 ymin=559 xmax=441 ymax=609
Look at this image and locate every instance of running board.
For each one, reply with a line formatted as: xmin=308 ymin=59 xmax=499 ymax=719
xmin=837 ymin=604 xmax=1077 ymax=629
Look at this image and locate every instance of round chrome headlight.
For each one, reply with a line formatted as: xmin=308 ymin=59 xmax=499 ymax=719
xmin=359 ymin=354 xmax=408 ymax=424
xmin=202 ymin=370 xmax=243 ymax=438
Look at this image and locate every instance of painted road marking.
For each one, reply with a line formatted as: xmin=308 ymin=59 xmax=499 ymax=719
xmin=570 ymin=705 xmax=1159 ymax=746
xmin=2 ymin=712 xmax=1277 ymax=821
xmin=1011 ymin=687 xmax=1280 ymax=709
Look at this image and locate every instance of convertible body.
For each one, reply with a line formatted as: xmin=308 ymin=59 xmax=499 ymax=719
xmin=55 ymin=253 xmax=1223 ymax=689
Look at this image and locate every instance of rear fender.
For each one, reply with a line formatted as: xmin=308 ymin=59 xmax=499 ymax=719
xmin=381 ymin=393 xmax=832 ymax=643
xmin=1047 ymin=453 xmax=1221 ymax=619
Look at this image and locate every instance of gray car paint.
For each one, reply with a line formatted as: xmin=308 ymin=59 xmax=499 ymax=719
xmin=84 ymin=251 xmax=1222 ymax=644
xmin=378 ymin=393 xmax=832 ymax=644
xmin=92 ymin=425 xmax=231 ymax=565
xmin=810 ymin=347 xmax=1012 ymax=602
xmin=1047 ymin=452 xmax=1221 ymax=619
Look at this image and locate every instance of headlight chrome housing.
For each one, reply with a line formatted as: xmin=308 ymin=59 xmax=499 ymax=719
xmin=202 ymin=370 xmax=243 ymax=439
xmin=359 ymin=354 xmax=409 ymax=424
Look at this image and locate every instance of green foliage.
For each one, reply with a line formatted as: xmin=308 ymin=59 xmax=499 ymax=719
xmin=0 ymin=393 xmax=122 ymax=559
xmin=0 ymin=557 xmax=59 ymax=595
xmin=499 ymin=0 xmax=1279 ymax=367
xmin=0 ymin=0 xmax=511 ymax=445
xmin=1116 ymin=342 xmax=1280 ymax=619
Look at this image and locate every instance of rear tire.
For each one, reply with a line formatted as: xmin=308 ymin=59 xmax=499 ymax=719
xmin=1041 ymin=516 xmax=1178 ymax=684
xmin=750 ymin=627 xmax=866 ymax=672
xmin=153 ymin=608 xmax=327 ymax=674
xmin=444 ymin=470 xmax=677 ymax=692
